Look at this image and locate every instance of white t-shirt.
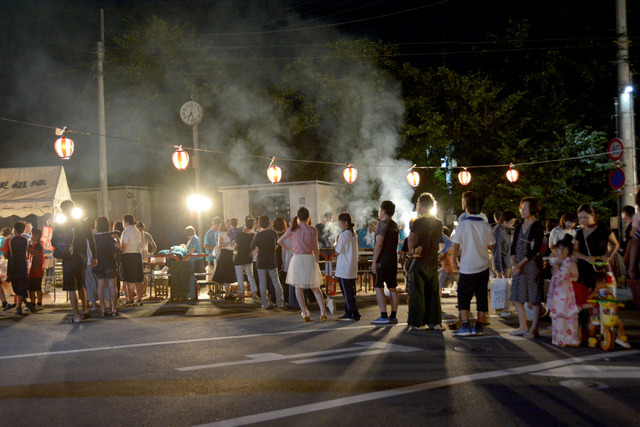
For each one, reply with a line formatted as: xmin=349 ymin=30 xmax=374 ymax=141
xmin=121 ymin=225 xmax=141 ymax=254
xmin=451 ymin=215 xmax=495 ymax=274
xmin=334 ymin=229 xmax=358 ymax=279
xmin=549 ymin=226 xmax=576 ymax=247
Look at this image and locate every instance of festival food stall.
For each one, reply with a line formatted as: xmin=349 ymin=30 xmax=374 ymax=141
xmin=0 ymin=166 xmax=72 ymax=301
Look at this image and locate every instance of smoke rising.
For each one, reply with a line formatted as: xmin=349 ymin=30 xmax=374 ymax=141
xmin=1 ymin=1 xmax=416 ymax=231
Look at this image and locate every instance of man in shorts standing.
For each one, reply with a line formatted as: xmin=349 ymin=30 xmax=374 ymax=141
xmin=371 ymin=200 xmax=400 ymax=325
xmin=451 ymin=191 xmax=495 ymax=336
xmin=52 ymin=200 xmax=97 ymax=323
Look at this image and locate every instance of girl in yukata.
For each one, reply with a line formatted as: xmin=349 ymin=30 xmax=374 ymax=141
xmin=547 ymin=235 xmax=580 ymax=347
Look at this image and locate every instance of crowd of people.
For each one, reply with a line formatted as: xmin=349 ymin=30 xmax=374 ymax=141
xmin=0 ymin=193 xmax=635 ymax=348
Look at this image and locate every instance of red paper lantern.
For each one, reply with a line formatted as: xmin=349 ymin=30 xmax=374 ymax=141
xmin=172 ymin=146 xmax=189 ymax=170
xmin=54 ymin=137 xmax=74 ymax=159
xmin=343 ymin=165 xmax=357 ymax=184
xmin=267 ymin=164 xmax=282 ymax=183
xmin=458 ymin=169 xmax=471 ymax=185
xmin=406 ymin=170 xmax=420 ymax=187
xmin=506 ymin=166 xmax=519 ymax=183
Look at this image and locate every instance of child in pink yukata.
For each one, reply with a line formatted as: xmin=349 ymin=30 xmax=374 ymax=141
xmin=546 ymin=235 xmax=580 ymax=347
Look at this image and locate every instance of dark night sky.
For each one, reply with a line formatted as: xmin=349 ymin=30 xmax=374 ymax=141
xmin=0 ymin=0 xmax=636 ymax=190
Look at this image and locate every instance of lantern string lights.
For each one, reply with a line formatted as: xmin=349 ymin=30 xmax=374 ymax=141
xmin=267 ymin=157 xmax=282 ymax=183
xmin=54 ymin=126 xmax=74 ymax=160
xmin=406 ymin=165 xmax=420 ymax=187
xmin=458 ymin=168 xmax=471 ymax=185
xmin=506 ymin=164 xmax=519 ymax=183
xmin=343 ymin=164 xmax=357 ymax=184
xmin=172 ymin=145 xmax=190 ymax=170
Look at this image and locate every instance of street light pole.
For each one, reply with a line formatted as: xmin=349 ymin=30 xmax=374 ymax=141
xmin=97 ymin=9 xmax=109 ymax=217
xmin=616 ymin=0 xmax=637 ymax=207
xmin=192 ymin=123 xmax=203 ymax=237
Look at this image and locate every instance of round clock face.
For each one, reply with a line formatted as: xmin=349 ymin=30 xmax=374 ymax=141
xmin=180 ymin=101 xmax=203 ymax=125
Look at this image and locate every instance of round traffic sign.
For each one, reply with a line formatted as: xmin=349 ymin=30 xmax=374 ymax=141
xmin=607 ymin=138 xmax=624 ymax=161
xmin=609 ymin=167 xmax=625 ymax=190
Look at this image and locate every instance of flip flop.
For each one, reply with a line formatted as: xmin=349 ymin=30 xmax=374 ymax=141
xmin=67 ymin=319 xmax=81 ymax=324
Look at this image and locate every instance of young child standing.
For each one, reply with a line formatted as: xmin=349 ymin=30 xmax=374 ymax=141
xmin=546 ymin=235 xmax=580 ymax=347
xmin=28 ymin=228 xmax=45 ymax=310
xmin=335 ymin=213 xmax=360 ymax=321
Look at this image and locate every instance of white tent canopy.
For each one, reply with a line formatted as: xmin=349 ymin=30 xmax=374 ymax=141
xmin=0 ymin=166 xmax=71 ymax=217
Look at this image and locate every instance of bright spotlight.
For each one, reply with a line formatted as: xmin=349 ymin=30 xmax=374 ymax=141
xmin=187 ymin=194 xmax=212 ymax=212
xmin=624 ymin=85 xmax=634 ymax=94
xmin=71 ymin=207 xmax=83 ymax=219
xmin=56 ymin=213 xmax=67 ymax=224
xmin=429 ymin=203 xmax=438 ymax=217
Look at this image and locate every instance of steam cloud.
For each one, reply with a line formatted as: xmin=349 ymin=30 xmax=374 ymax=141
xmin=2 ymin=1 xmax=416 ymax=233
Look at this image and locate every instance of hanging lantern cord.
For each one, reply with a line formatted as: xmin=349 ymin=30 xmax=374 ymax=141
xmin=269 ymin=157 xmax=276 ymax=168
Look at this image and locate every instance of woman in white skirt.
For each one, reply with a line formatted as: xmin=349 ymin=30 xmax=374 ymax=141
xmin=278 ymin=207 xmax=326 ymax=321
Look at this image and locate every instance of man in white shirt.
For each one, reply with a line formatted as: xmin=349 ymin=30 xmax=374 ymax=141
xmin=451 ymin=191 xmax=495 ymax=336
xmin=121 ymin=214 xmax=144 ymax=306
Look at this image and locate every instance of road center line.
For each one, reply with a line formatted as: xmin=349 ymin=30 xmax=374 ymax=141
xmin=196 ymin=350 xmax=639 ymax=427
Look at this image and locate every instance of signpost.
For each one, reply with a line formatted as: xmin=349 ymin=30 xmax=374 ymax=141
xmin=607 ymin=138 xmax=624 ymax=162
xmin=609 ymin=167 xmax=625 ymax=190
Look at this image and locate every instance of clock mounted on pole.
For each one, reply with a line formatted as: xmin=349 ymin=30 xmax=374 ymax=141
xmin=180 ymin=100 xmax=204 ymax=238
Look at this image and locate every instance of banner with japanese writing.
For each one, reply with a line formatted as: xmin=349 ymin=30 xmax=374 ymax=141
xmin=0 ymin=166 xmax=71 ymax=217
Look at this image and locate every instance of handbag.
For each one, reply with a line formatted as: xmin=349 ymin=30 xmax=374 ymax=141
xmin=490 ymin=278 xmax=511 ymax=310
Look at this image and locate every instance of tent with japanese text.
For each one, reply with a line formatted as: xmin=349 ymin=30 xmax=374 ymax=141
xmin=0 ymin=166 xmax=71 ymax=217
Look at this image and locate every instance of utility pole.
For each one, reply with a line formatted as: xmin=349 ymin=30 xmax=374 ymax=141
xmin=616 ymin=0 xmax=636 ymax=207
xmin=192 ymin=123 xmax=202 ymax=237
xmin=97 ymin=9 xmax=109 ymax=217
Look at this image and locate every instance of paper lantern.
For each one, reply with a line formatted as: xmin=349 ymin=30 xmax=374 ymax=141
xmin=172 ymin=146 xmax=189 ymax=170
xmin=458 ymin=169 xmax=471 ymax=185
xmin=406 ymin=170 xmax=420 ymax=187
xmin=54 ymin=137 xmax=74 ymax=159
xmin=267 ymin=164 xmax=282 ymax=183
xmin=506 ymin=166 xmax=519 ymax=183
xmin=343 ymin=165 xmax=357 ymax=184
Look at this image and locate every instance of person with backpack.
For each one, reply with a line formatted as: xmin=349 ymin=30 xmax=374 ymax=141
xmin=51 ymin=200 xmax=97 ymax=324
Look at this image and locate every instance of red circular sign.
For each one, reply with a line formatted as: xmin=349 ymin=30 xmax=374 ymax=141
xmin=607 ymin=138 xmax=624 ymax=161
xmin=609 ymin=167 xmax=625 ymax=190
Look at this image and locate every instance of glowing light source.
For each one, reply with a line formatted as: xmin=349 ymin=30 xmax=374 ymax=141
xmin=624 ymin=85 xmax=634 ymax=94
xmin=172 ymin=146 xmax=189 ymax=170
xmin=429 ymin=203 xmax=438 ymax=217
xmin=267 ymin=157 xmax=282 ymax=183
xmin=54 ymin=137 xmax=74 ymax=159
xmin=343 ymin=164 xmax=357 ymax=184
xmin=187 ymin=194 xmax=212 ymax=212
xmin=458 ymin=168 xmax=471 ymax=185
xmin=406 ymin=166 xmax=420 ymax=187
xmin=56 ymin=213 xmax=67 ymax=224
xmin=506 ymin=165 xmax=519 ymax=183
xmin=71 ymin=207 xmax=83 ymax=219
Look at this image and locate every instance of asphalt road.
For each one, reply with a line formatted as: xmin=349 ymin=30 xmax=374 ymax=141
xmin=1 ymin=295 xmax=639 ymax=426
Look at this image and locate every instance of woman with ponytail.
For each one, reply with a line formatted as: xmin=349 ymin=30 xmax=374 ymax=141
xmin=335 ymin=213 xmax=360 ymax=321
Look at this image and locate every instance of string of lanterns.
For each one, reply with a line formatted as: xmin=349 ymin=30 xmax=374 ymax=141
xmin=52 ymin=128 xmax=520 ymax=187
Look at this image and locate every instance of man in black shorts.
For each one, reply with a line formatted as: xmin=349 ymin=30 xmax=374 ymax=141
xmin=451 ymin=192 xmax=495 ymax=336
xmin=371 ymin=200 xmax=400 ymax=325
xmin=52 ymin=200 xmax=97 ymax=324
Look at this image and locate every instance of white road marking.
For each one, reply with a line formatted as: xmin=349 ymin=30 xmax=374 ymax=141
xmin=177 ymin=341 xmax=421 ymax=371
xmin=0 ymin=325 xmax=374 ymax=361
xmin=532 ymin=365 xmax=640 ymax=378
xmin=196 ymin=350 xmax=639 ymax=427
